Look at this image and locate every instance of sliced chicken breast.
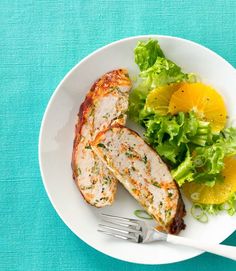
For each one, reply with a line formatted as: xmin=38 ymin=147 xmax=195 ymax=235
xmin=72 ymin=69 xmax=132 ymax=207
xmin=92 ymin=125 xmax=186 ymax=233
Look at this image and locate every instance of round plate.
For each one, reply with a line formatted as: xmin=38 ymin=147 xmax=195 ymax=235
xmin=39 ymin=35 xmax=236 ymax=264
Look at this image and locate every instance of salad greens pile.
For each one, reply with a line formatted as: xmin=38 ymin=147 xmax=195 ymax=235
xmin=129 ymin=39 xmax=236 ymax=219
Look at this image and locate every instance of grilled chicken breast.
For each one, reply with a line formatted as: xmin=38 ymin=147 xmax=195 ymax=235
xmin=72 ymin=69 xmax=132 ymax=207
xmin=92 ymin=125 xmax=186 ymax=233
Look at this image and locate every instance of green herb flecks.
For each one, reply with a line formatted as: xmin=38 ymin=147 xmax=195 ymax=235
xmin=143 ymin=155 xmax=147 ymax=164
xmin=97 ymin=143 xmax=106 ymax=148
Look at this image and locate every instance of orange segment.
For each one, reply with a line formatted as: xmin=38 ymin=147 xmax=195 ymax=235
xmin=168 ymin=83 xmax=227 ymax=132
xmin=145 ymin=83 xmax=182 ymax=115
xmin=183 ymin=157 xmax=236 ymax=204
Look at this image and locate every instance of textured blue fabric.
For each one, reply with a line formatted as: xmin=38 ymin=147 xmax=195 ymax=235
xmin=1 ymin=0 xmax=236 ymax=270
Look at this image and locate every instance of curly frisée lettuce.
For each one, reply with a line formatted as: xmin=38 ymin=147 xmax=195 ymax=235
xmin=139 ymin=58 xmax=195 ymax=90
xmin=140 ymin=109 xmax=236 ymax=187
xmin=134 ymin=39 xmax=195 ymax=88
xmin=128 ymin=38 xmax=236 ymax=221
xmin=134 ymin=39 xmax=165 ymax=71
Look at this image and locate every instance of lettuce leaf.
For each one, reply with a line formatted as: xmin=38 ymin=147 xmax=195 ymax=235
xmin=171 ymin=149 xmax=195 ymax=185
xmin=128 ymin=85 xmax=148 ymax=122
xmin=140 ymin=57 xmax=195 ymax=90
xmin=140 ymin=110 xmax=236 ymax=186
xmin=142 ymin=111 xmax=211 ymax=163
xmin=134 ymin=39 xmax=164 ymax=71
xmin=191 ymin=127 xmax=236 ymax=186
xmin=221 ymin=127 xmax=236 ymax=156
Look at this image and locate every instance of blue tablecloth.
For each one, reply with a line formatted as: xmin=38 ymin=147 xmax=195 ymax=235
xmin=1 ymin=1 xmax=236 ymax=270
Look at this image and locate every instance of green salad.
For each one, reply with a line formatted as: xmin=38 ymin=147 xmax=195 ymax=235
xmin=129 ymin=39 xmax=236 ymax=222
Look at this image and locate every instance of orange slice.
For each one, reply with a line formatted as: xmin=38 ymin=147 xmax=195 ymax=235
xmin=168 ymin=83 xmax=227 ymax=132
xmin=145 ymin=83 xmax=182 ymax=115
xmin=183 ymin=157 xmax=236 ymax=204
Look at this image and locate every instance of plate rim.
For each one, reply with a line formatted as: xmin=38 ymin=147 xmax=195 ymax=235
xmin=38 ymin=35 xmax=236 ymax=265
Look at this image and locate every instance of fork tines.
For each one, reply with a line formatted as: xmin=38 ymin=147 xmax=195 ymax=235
xmin=98 ymin=213 xmax=142 ymax=243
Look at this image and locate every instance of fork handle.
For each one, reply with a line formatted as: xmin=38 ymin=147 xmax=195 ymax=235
xmin=167 ymin=234 xmax=236 ymax=261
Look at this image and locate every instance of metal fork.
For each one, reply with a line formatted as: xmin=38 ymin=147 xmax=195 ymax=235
xmin=98 ymin=213 xmax=236 ymax=261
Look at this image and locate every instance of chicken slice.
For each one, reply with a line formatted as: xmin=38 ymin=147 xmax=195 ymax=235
xmin=72 ymin=69 xmax=132 ymax=207
xmin=92 ymin=125 xmax=186 ymax=233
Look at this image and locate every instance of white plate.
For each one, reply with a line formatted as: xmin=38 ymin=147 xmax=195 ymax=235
xmin=39 ymin=35 xmax=236 ymax=265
